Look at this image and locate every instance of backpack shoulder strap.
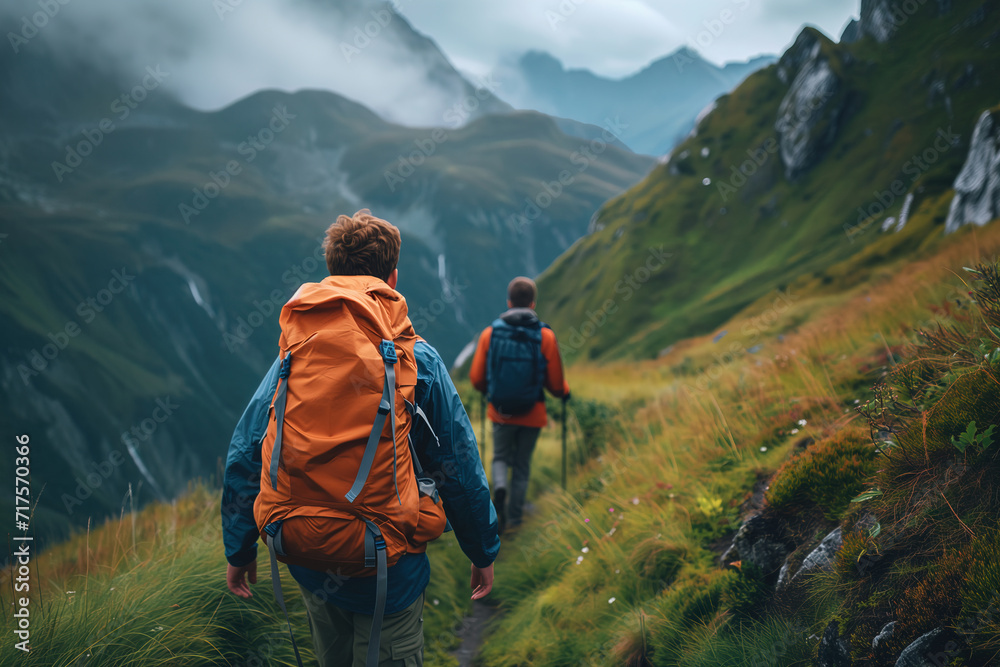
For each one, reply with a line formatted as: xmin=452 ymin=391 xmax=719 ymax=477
xmin=345 ymin=339 xmax=400 ymax=504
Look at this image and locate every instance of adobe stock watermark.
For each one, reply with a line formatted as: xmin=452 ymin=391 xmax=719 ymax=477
xmin=673 ymin=0 xmax=752 ymax=71
xmin=558 ymin=246 xmax=673 ymax=355
xmin=411 ymin=277 xmax=471 ymax=333
xmin=17 ymin=268 xmax=135 ymax=385
xmin=7 ymin=0 xmax=72 ymax=54
xmin=51 ymin=66 xmax=170 ymax=182
xmin=715 ymin=87 xmax=834 ymax=202
xmin=224 ymin=238 xmax=326 ymax=352
xmin=339 ymin=5 xmax=395 ymax=62
xmin=870 ymin=0 xmax=933 ymax=41
xmin=508 ymin=116 xmax=629 ymax=233
xmin=58 ymin=397 xmax=179 ymax=513
xmin=383 ymin=75 xmax=503 ymax=192
xmin=545 ymin=0 xmax=589 ymax=30
xmin=844 ymin=126 xmax=959 ymax=242
xmin=679 ymin=287 xmax=799 ymax=395
xmin=179 ymin=105 xmax=295 ymax=224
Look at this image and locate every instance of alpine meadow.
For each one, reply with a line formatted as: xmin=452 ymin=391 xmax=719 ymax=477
xmin=4 ymin=0 xmax=1000 ymax=666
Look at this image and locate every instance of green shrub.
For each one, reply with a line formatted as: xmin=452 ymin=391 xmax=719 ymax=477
xmin=766 ymin=429 xmax=877 ymax=520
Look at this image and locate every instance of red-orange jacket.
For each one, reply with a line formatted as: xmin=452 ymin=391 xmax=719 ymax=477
xmin=469 ymin=309 xmax=569 ymax=428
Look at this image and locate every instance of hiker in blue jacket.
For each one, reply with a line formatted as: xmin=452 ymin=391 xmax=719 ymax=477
xmin=221 ymin=210 xmax=500 ymax=667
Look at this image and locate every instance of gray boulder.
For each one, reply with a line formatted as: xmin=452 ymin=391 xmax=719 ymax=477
xmin=872 ymin=621 xmax=896 ymax=649
xmin=895 ymin=628 xmax=960 ymax=666
xmin=777 ymin=527 xmax=844 ymax=591
xmin=798 ymin=527 xmax=843 ymax=578
xmin=723 ymin=513 xmax=794 ymax=579
xmin=859 ymin=0 xmax=899 ymax=43
xmin=817 ymin=621 xmax=852 ymax=667
xmin=945 ymin=109 xmax=1000 ymax=234
xmin=774 ymin=30 xmax=847 ymax=180
xmin=840 ymin=19 xmax=861 ymax=44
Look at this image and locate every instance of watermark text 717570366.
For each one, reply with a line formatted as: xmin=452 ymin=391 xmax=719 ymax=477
xmin=13 ymin=433 xmax=33 ymax=653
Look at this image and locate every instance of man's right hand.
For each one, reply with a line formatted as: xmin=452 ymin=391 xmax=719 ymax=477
xmin=226 ymin=560 xmax=258 ymax=599
xmin=470 ymin=563 xmax=494 ymax=600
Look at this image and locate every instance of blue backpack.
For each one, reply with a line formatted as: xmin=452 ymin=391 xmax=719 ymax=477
xmin=486 ymin=318 xmax=547 ymax=415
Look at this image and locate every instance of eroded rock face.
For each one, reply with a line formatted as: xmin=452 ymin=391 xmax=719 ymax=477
xmin=774 ymin=30 xmax=846 ymax=180
xmin=723 ymin=513 xmax=794 ymax=578
xmin=894 ymin=628 xmax=958 ymax=666
xmin=873 ymin=622 xmax=896 ymax=649
xmin=945 ymin=109 xmax=1000 ymax=233
xmin=817 ymin=621 xmax=852 ymax=667
xmin=860 ymin=0 xmax=898 ymax=43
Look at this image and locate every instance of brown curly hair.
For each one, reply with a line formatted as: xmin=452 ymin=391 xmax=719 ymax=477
xmin=323 ymin=209 xmax=400 ymax=281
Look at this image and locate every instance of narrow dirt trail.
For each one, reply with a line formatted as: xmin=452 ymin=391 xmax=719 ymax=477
xmin=450 ymin=600 xmax=501 ymax=667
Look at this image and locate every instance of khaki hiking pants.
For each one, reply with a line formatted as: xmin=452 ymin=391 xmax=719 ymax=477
xmin=299 ymin=586 xmax=424 ymax=667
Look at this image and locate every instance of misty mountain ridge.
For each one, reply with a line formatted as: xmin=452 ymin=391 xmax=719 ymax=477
xmin=502 ymin=47 xmax=778 ymax=156
xmin=0 ymin=27 xmax=653 ymax=547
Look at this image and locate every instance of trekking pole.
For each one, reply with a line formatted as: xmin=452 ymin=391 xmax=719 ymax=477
xmin=561 ymin=395 xmax=568 ymax=491
xmin=480 ymin=393 xmax=487 ymax=463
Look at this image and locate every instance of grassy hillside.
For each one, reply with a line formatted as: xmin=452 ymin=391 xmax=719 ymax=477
xmin=477 ymin=217 xmax=1000 ymax=666
xmin=6 ymin=206 xmax=1000 ymax=667
xmin=0 ymin=47 xmax=652 ymax=547
xmin=538 ymin=0 xmax=999 ymax=363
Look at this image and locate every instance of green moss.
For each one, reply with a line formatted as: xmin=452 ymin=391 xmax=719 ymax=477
xmin=765 ymin=429 xmax=877 ymax=520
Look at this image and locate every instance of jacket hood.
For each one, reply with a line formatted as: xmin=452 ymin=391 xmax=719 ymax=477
xmin=499 ymin=307 xmax=540 ymax=327
xmin=282 ymin=275 xmax=411 ymax=338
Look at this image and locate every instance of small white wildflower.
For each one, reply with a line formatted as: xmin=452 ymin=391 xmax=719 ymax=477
xmin=615 ymin=569 xmax=621 ymax=574
xmin=576 ymin=556 xmax=584 ymax=565
xmin=581 ymin=546 xmax=589 ymax=553
xmin=66 ymin=591 xmax=75 ymax=594
xmin=791 ymin=429 xmax=799 ymax=434
xmin=797 ymin=419 xmax=807 ymax=426
xmin=854 ymin=399 xmax=860 ymax=404
xmin=760 ymin=446 xmax=768 ymax=452
xmin=631 ymin=497 xmax=640 ymax=505
xmin=433 ymin=599 xmax=440 ymax=606
xmin=608 ymin=597 xmax=617 ymax=604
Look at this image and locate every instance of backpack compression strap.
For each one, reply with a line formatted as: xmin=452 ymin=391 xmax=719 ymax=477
xmin=269 ymin=354 xmax=293 ymax=491
xmin=361 ymin=518 xmax=388 ymax=667
xmin=346 ymin=340 xmax=400 ymax=504
xmin=263 ymin=523 xmax=304 ymax=667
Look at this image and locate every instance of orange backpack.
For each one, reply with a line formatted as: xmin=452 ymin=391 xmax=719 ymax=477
xmin=253 ymin=275 xmax=447 ymax=667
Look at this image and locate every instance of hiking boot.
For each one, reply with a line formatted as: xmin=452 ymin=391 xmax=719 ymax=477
xmin=493 ymin=487 xmax=507 ymax=535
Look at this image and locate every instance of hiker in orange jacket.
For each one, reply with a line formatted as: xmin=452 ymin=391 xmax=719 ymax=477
xmin=222 ymin=210 xmax=499 ymax=667
xmin=470 ymin=276 xmax=570 ymax=533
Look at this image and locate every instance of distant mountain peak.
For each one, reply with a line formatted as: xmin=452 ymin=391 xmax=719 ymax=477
xmin=506 ymin=48 xmax=776 ymax=155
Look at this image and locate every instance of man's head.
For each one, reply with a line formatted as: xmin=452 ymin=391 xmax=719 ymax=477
xmin=323 ymin=209 xmax=400 ymax=285
xmin=507 ymin=276 xmax=537 ymax=309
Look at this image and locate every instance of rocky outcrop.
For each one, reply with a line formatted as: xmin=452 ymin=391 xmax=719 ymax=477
xmin=859 ymin=0 xmax=899 ymax=43
xmin=817 ymin=621 xmax=852 ymax=667
xmin=945 ymin=108 xmax=1000 ymax=233
xmin=894 ymin=628 xmax=958 ymax=666
xmin=778 ymin=527 xmax=844 ymax=590
xmin=721 ymin=513 xmax=795 ymax=580
xmin=840 ymin=19 xmax=861 ymax=44
xmin=774 ymin=30 xmax=847 ymax=180
xmin=873 ymin=622 xmax=896 ymax=649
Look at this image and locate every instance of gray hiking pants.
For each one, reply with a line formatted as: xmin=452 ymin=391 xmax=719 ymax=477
xmin=491 ymin=423 xmax=541 ymax=526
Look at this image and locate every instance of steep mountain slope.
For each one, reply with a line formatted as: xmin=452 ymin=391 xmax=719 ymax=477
xmin=0 ymin=42 xmax=653 ymax=545
xmin=505 ymin=49 xmax=776 ymax=156
xmin=538 ymin=0 xmax=1000 ymax=363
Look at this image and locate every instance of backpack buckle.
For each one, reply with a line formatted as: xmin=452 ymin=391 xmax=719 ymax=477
xmin=379 ymin=340 xmax=397 ymax=364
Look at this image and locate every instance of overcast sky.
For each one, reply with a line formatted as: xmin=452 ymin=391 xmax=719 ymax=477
xmin=397 ymin=0 xmax=860 ymax=78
